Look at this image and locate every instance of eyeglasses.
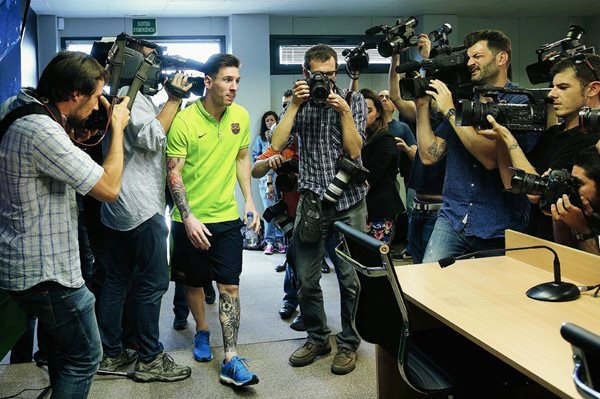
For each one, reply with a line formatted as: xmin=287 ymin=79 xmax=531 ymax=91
xmin=574 ymin=54 xmax=600 ymax=83
xmin=310 ymin=70 xmax=338 ymax=79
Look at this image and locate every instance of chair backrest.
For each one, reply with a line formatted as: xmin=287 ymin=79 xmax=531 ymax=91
xmin=561 ymin=322 xmax=600 ymax=399
xmin=333 ymin=221 xmax=417 ymax=391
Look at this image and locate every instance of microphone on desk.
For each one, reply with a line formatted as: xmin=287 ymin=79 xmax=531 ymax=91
xmin=438 ymin=245 xmax=581 ymax=302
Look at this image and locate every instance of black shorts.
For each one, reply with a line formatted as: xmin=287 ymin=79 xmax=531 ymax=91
xmin=170 ymin=219 xmax=243 ymax=287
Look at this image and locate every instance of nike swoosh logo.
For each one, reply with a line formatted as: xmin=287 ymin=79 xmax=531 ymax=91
xmin=197 ymin=133 xmax=207 ymax=139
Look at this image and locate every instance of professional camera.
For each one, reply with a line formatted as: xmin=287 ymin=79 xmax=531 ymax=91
xmin=83 ymin=93 xmax=120 ymax=131
xmin=366 ymin=17 xmax=418 ymax=58
xmin=263 ymin=199 xmax=294 ymax=238
xmin=342 ymin=41 xmax=377 ymax=79
xmin=397 ymin=46 xmax=472 ymax=100
xmin=323 ymin=157 xmax=370 ymax=204
xmin=427 ymin=23 xmax=453 ymax=58
xmin=307 ymin=72 xmax=331 ymax=105
xmin=455 ymin=86 xmax=549 ymax=132
xmin=579 ymin=107 xmax=600 ymax=133
xmin=274 ymin=158 xmax=299 ymax=193
xmin=508 ymin=168 xmax=581 ymax=212
xmin=526 ymin=24 xmax=595 ymax=84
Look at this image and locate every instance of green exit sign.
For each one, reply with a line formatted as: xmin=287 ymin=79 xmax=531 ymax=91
xmin=132 ymin=19 xmax=156 ymax=36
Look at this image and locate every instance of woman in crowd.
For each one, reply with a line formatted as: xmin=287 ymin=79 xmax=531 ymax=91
xmin=360 ymin=89 xmax=403 ymax=243
xmin=252 ymin=110 xmax=286 ymax=254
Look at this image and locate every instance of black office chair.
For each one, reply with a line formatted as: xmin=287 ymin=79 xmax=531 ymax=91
xmin=334 ymin=221 xmax=529 ymax=397
xmin=561 ymin=322 xmax=600 ymax=399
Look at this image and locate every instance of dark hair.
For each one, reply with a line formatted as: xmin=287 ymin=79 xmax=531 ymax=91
xmin=36 ymin=51 xmax=108 ymax=103
xmin=360 ymin=88 xmax=387 ymax=143
xmin=574 ymin=146 xmax=600 ymax=200
xmin=203 ymin=53 xmax=240 ymax=78
xmin=260 ymin=111 xmax=279 ymax=140
xmin=550 ymin=54 xmax=600 ymax=88
xmin=303 ymin=44 xmax=337 ymax=71
xmin=464 ymin=29 xmax=512 ymax=62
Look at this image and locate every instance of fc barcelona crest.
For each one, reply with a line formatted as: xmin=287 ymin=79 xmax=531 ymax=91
xmin=231 ymin=123 xmax=240 ymax=134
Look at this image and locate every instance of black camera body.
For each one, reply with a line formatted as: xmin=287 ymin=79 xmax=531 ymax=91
xmin=274 ymin=158 xmax=299 ymax=193
xmin=366 ymin=17 xmax=418 ymax=58
xmin=307 ymin=72 xmax=331 ymax=104
xmin=83 ymin=93 xmax=119 ymax=131
xmin=342 ymin=41 xmax=377 ymax=79
xmin=526 ymin=24 xmax=595 ymax=84
xmin=263 ymin=199 xmax=294 ymax=238
xmin=509 ymin=168 xmax=581 ymax=212
xmin=579 ymin=107 xmax=600 ymax=133
xmin=323 ymin=157 xmax=370 ymax=204
xmin=455 ymin=86 xmax=549 ymax=133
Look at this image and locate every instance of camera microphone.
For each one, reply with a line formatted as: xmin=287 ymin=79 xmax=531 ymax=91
xmin=161 ymin=54 xmax=205 ymax=72
xmin=438 ymin=245 xmax=581 ymax=302
xmin=395 ymin=61 xmax=422 ymax=74
xmin=365 ymin=25 xmax=383 ymax=36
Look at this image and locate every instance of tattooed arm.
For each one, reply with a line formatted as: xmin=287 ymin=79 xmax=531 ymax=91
xmin=167 ymin=156 xmax=212 ymax=250
xmin=414 ymin=96 xmax=447 ymax=165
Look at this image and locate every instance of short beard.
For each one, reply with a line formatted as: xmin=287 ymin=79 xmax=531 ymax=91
xmin=66 ymin=115 xmax=87 ymax=129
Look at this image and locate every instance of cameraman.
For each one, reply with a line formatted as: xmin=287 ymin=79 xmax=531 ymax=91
xmin=96 ymin=41 xmax=192 ymax=381
xmin=551 ymin=146 xmax=600 ymax=254
xmin=480 ymin=54 xmax=600 ymax=241
xmin=271 ymin=44 xmax=367 ymax=375
xmin=0 ymin=51 xmax=130 ymax=398
xmin=415 ymin=29 xmax=537 ymax=263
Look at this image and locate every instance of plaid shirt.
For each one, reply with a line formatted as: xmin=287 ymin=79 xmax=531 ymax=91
xmin=292 ymin=88 xmax=368 ymax=211
xmin=0 ymin=90 xmax=103 ymax=291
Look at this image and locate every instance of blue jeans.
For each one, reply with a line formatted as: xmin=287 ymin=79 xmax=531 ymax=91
xmin=293 ymin=196 xmax=365 ymax=350
xmin=97 ymin=213 xmax=169 ymax=362
xmin=407 ymin=208 xmax=440 ymax=264
xmin=10 ymin=283 xmax=101 ymax=399
xmin=422 ymin=215 xmax=505 ymax=263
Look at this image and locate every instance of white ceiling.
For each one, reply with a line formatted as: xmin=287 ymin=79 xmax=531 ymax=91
xmin=29 ymin=0 xmax=600 ymax=18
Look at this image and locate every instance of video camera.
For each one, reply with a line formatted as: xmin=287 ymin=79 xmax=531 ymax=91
xmin=427 ymin=23 xmax=453 ymax=58
xmin=397 ymin=46 xmax=472 ymax=100
xmin=263 ymin=199 xmax=294 ymax=238
xmin=323 ymin=156 xmax=369 ymax=205
xmin=526 ymin=24 xmax=595 ymax=84
xmin=508 ymin=168 xmax=581 ymax=213
xmin=455 ymin=86 xmax=549 ymax=132
xmin=579 ymin=107 xmax=600 ymax=133
xmin=366 ymin=17 xmax=419 ymax=58
xmin=342 ymin=41 xmax=377 ymax=79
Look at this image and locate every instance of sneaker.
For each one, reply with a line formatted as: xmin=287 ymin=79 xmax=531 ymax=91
xmin=219 ymin=356 xmax=259 ymax=387
xmin=193 ymin=330 xmax=213 ymax=362
xmin=274 ymin=242 xmax=286 ymax=253
xmin=98 ymin=349 xmax=138 ymax=372
xmin=331 ymin=347 xmax=357 ymax=375
xmin=263 ymin=243 xmax=274 ymax=255
xmin=274 ymin=262 xmax=286 ymax=272
xmin=133 ymin=352 xmax=191 ymax=382
xmin=400 ymin=248 xmax=413 ymax=260
xmin=173 ymin=317 xmax=188 ymax=330
xmin=289 ymin=340 xmax=332 ymax=367
xmin=321 ymin=260 xmax=331 ymax=274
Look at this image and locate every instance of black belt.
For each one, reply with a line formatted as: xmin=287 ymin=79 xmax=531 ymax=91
xmin=413 ymin=200 xmax=442 ymax=211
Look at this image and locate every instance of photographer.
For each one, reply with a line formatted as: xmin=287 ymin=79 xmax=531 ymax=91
xmin=96 ymin=41 xmax=192 ymax=381
xmin=271 ymin=44 xmax=367 ymax=375
xmin=480 ymin=54 xmax=600 ymax=241
xmin=0 ymin=51 xmax=130 ymax=398
xmin=415 ymin=29 xmax=537 ymax=263
xmin=551 ymin=146 xmax=600 ymax=255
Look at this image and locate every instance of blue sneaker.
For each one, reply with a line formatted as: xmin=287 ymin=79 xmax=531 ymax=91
xmin=219 ymin=356 xmax=259 ymax=387
xmin=193 ymin=330 xmax=213 ymax=362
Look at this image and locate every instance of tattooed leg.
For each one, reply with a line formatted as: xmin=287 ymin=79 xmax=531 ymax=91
xmin=219 ymin=285 xmax=240 ymax=361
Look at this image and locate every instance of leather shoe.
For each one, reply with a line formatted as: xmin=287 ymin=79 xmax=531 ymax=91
xmin=290 ymin=313 xmax=305 ymax=331
xmin=279 ymin=304 xmax=295 ymax=319
xmin=289 ymin=340 xmax=332 ymax=367
xmin=274 ymin=262 xmax=286 ymax=272
xmin=173 ymin=318 xmax=188 ymax=330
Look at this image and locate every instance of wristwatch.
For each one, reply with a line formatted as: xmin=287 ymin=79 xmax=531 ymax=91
xmin=573 ymin=231 xmax=596 ymax=242
xmin=444 ymin=107 xmax=456 ymax=120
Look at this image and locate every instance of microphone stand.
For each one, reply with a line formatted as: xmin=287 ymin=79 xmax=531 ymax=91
xmin=438 ymin=245 xmax=580 ymax=302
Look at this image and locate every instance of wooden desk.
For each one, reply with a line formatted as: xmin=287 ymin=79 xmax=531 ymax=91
xmin=387 ymin=231 xmax=600 ymax=399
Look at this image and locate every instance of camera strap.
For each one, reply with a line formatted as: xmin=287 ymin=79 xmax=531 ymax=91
xmin=0 ymin=100 xmax=62 ymax=144
xmin=107 ymin=33 xmax=127 ymax=96
xmin=124 ymin=51 xmax=158 ymax=111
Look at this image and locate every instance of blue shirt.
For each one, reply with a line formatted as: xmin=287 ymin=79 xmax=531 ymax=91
xmin=436 ymin=82 xmax=539 ymax=239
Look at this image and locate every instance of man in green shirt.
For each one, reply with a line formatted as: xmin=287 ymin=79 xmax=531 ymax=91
xmin=166 ymin=53 xmax=259 ymax=387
